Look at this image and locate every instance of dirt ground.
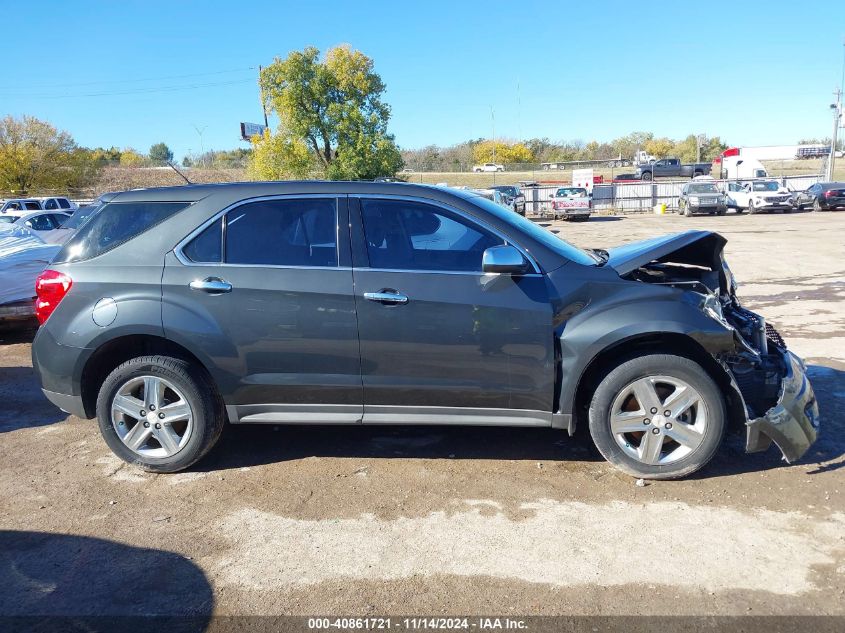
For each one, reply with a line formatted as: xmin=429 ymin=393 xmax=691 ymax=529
xmin=1 ymin=210 xmax=844 ymax=624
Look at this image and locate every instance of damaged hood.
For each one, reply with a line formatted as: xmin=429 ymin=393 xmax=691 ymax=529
xmin=606 ymin=230 xmax=727 ymax=276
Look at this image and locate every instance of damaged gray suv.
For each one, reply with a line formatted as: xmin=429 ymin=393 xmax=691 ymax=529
xmin=32 ymin=182 xmax=819 ymax=478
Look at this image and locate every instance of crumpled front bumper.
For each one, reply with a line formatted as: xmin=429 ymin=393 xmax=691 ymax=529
xmin=745 ymin=350 xmax=819 ymax=462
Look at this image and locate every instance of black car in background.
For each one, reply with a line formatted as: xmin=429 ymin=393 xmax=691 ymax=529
xmin=795 ymin=182 xmax=845 ymax=211
xmin=31 ymin=181 xmax=818 ymax=479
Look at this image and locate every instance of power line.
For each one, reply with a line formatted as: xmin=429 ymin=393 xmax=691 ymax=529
xmin=1 ymin=78 xmax=255 ymax=100
xmin=0 ymin=67 xmax=255 ymax=90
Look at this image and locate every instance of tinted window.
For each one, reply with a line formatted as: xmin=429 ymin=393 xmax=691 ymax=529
xmin=24 ymin=201 xmax=41 ymax=210
xmin=55 ymin=201 xmax=190 ymax=263
xmin=60 ymin=204 xmax=100 ymax=230
xmin=58 ymin=198 xmax=71 ymax=209
xmin=183 ymin=218 xmax=222 ymax=263
xmin=225 ymin=198 xmax=337 ymax=267
xmin=360 ymin=199 xmax=503 ymax=272
xmin=44 ymin=198 xmax=58 ymax=210
xmin=25 ymin=214 xmax=55 ymax=231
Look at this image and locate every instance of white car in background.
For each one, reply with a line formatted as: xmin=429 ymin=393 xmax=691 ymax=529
xmin=0 ymin=209 xmax=72 ymax=241
xmin=472 ymin=162 xmax=505 ymax=172
xmin=549 ymin=186 xmax=592 ymax=221
xmin=724 ymin=181 xmax=795 ymax=214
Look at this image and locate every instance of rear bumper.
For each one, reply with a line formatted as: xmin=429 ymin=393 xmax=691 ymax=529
xmin=41 ymin=388 xmax=87 ymax=419
xmin=745 ymin=350 xmax=819 ymax=462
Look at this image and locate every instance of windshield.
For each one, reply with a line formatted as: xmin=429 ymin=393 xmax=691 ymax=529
xmin=492 ymin=186 xmax=517 ymax=196
xmin=0 ymin=215 xmax=15 ymax=223
xmin=465 ymin=194 xmax=599 ymax=266
xmin=687 ymin=184 xmax=718 ymax=194
xmin=752 ymin=182 xmax=779 ymax=192
xmin=555 ymin=187 xmax=588 ymax=198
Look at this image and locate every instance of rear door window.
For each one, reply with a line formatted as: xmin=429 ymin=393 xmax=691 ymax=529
xmin=224 ymin=198 xmax=338 ymax=267
xmin=44 ymin=198 xmax=58 ymax=210
xmin=58 ymin=198 xmax=71 ymax=209
xmin=55 ymin=201 xmax=191 ymax=263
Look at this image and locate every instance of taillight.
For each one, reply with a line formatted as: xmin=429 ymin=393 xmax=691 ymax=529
xmin=35 ymin=269 xmax=72 ymax=325
xmin=824 ymin=190 xmax=833 ymax=197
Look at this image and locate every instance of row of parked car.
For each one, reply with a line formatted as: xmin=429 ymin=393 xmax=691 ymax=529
xmin=0 ymin=196 xmax=101 ymax=244
xmin=677 ymin=180 xmax=845 ymax=216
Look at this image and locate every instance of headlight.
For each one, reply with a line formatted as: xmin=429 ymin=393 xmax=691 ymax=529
xmin=689 ymin=196 xmax=700 ymax=204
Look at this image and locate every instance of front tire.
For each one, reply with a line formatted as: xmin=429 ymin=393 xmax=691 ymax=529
xmin=96 ymin=355 xmax=225 ymax=473
xmin=588 ymin=354 xmax=725 ymax=479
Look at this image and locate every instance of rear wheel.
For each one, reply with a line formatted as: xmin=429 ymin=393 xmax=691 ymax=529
xmin=641 ymin=172 xmax=652 ymax=181
xmin=96 ymin=355 xmax=225 ymax=473
xmin=588 ymin=354 xmax=725 ymax=479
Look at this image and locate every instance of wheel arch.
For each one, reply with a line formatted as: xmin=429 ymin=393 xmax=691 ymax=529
xmin=80 ymin=334 xmax=214 ymax=419
xmin=568 ymin=332 xmax=746 ymax=436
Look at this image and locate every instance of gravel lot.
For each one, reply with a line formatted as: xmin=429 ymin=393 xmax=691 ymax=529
xmin=1 ymin=210 xmax=843 ymax=621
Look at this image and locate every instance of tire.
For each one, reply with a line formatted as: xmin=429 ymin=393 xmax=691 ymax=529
xmin=813 ymin=199 xmax=822 ymax=212
xmin=641 ymin=172 xmax=652 ymax=181
xmin=747 ymin=200 xmax=757 ymax=214
xmin=96 ymin=355 xmax=225 ymax=473
xmin=588 ymin=354 xmax=726 ymax=479
xmin=683 ymin=202 xmax=693 ymax=217
xmin=717 ymin=207 xmax=727 ymax=216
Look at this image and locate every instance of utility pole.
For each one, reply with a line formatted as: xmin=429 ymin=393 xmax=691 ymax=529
xmin=258 ymin=65 xmax=269 ymax=129
xmin=193 ymin=125 xmax=207 ymax=167
xmin=827 ymin=88 xmax=842 ymax=182
xmin=490 ymin=106 xmax=496 ymax=186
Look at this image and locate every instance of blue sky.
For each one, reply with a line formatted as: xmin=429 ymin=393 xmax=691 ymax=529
xmin=3 ymin=0 xmax=844 ymax=161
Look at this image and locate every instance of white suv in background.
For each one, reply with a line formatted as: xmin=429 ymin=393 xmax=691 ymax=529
xmin=472 ymin=162 xmax=505 ymax=172
xmin=725 ymin=181 xmax=795 ymax=214
xmin=38 ymin=197 xmax=78 ymax=212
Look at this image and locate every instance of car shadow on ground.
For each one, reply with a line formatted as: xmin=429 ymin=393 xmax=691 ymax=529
xmin=0 ymin=366 xmax=67 ymax=432
xmin=198 ymin=424 xmax=605 ymax=473
xmin=0 ymin=530 xmax=212 ymax=630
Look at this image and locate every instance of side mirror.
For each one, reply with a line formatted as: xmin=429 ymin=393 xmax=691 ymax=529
xmin=482 ymin=245 xmax=530 ymax=275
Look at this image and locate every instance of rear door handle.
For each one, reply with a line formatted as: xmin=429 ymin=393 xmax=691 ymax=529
xmin=364 ymin=290 xmax=409 ymax=305
xmin=189 ymin=278 xmax=232 ymax=294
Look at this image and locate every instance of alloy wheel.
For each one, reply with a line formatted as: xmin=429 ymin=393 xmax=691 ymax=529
xmin=110 ymin=375 xmax=194 ymax=458
xmin=609 ymin=375 xmax=708 ymax=465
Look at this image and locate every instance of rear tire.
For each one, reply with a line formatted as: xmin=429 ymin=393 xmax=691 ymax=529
xmin=588 ymin=354 xmax=725 ymax=479
xmin=641 ymin=172 xmax=652 ymax=181
xmin=96 ymin=355 xmax=225 ymax=473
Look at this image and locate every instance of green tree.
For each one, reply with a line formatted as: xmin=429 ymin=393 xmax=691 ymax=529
xmin=247 ymin=129 xmax=313 ymax=180
xmin=0 ymin=115 xmax=99 ymax=194
xmin=255 ymin=45 xmax=402 ymax=180
xmin=119 ymin=148 xmax=146 ymax=167
xmin=471 ymin=140 xmax=534 ymax=165
xmin=644 ymin=137 xmax=675 ymax=159
xmin=149 ymin=142 xmax=174 ymax=163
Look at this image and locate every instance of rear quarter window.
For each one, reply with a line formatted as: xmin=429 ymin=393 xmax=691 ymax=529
xmin=55 ymin=201 xmax=191 ymax=263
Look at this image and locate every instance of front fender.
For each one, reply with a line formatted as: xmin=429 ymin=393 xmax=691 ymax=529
xmin=556 ymin=291 xmax=735 ymax=416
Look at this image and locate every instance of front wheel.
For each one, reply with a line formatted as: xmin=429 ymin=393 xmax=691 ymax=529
xmin=588 ymin=354 xmax=725 ymax=479
xmin=813 ymin=199 xmax=823 ymax=212
xmin=96 ymin=355 xmax=225 ymax=473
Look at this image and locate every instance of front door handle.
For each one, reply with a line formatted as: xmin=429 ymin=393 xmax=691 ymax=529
xmin=189 ymin=278 xmax=232 ymax=294
xmin=364 ymin=290 xmax=409 ymax=305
